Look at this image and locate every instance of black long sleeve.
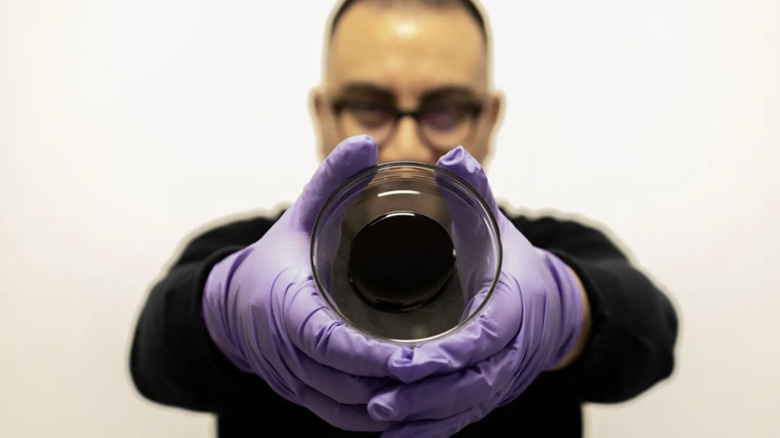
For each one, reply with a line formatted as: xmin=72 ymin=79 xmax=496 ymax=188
xmin=508 ymin=216 xmax=678 ymax=403
xmin=129 ymin=212 xmax=678 ymax=437
xmin=129 ymin=216 xmax=278 ymax=413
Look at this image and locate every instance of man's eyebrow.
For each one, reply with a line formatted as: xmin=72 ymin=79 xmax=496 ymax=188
xmin=335 ymin=83 xmax=482 ymax=102
xmin=336 ymin=83 xmax=395 ymax=100
xmin=421 ymin=87 xmax=482 ymax=102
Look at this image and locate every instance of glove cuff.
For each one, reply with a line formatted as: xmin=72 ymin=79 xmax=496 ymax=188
xmin=202 ymin=247 xmax=256 ymax=374
xmin=537 ymin=249 xmax=585 ymax=370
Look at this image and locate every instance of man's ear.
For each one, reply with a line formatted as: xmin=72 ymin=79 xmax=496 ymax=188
xmin=487 ymin=90 xmax=504 ymax=133
xmin=477 ymin=90 xmax=504 ymax=167
xmin=309 ymin=87 xmax=325 ymax=127
xmin=309 ymin=86 xmax=330 ymax=161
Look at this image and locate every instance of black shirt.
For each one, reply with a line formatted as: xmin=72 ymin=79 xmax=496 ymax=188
xmin=129 ymin=212 xmax=678 ymax=437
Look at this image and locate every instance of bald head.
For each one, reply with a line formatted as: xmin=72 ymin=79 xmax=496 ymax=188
xmin=328 ymin=0 xmax=488 ymax=46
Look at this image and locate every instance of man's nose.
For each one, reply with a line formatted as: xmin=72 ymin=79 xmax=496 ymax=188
xmin=378 ymin=116 xmax=436 ymax=164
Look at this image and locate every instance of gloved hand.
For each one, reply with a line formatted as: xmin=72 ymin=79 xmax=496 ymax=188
xmin=369 ymin=146 xmax=586 ymax=437
xmin=202 ymin=136 xmax=407 ymax=432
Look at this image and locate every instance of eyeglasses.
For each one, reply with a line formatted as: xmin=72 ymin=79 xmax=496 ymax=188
xmin=328 ymin=96 xmax=485 ymax=151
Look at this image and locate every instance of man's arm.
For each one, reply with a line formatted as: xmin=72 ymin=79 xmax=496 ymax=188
xmin=514 ymin=215 xmax=679 ymax=402
xmin=129 ymin=216 xmax=278 ymax=412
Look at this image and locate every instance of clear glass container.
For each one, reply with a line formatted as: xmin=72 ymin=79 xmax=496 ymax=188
xmin=311 ymin=162 xmax=502 ymax=344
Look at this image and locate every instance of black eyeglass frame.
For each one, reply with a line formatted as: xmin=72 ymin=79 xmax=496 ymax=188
xmin=327 ymin=97 xmax=486 ymax=151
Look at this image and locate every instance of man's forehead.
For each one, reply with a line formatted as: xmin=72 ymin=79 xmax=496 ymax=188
xmin=328 ymin=0 xmax=488 ymax=44
xmin=325 ymin=2 xmax=488 ymax=96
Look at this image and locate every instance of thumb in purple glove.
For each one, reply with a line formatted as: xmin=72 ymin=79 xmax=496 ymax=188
xmin=202 ymin=136 xmax=410 ymax=432
xmin=369 ymin=146 xmax=585 ymax=437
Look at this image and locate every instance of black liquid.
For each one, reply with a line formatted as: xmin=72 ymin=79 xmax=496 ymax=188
xmin=348 ymin=212 xmax=455 ymax=313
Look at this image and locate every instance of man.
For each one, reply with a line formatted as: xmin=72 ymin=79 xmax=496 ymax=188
xmin=130 ymin=1 xmax=678 ymax=437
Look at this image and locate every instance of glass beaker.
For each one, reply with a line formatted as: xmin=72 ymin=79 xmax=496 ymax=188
xmin=311 ymin=162 xmax=501 ymax=344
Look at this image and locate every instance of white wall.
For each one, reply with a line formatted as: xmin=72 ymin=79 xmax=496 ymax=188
xmin=1 ymin=1 xmax=777 ymax=436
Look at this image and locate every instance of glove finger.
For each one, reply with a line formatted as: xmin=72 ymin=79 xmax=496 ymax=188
xmin=286 ymin=340 xmax=394 ymax=405
xmin=292 ymin=135 xmax=378 ymax=232
xmin=386 ymin=278 xmax=521 ymax=383
xmin=298 ymin=385 xmax=391 ymax=432
xmin=369 ymin=343 xmax=520 ymax=422
xmin=283 ymin=272 xmax=411 ymax=378
xmin=380 ymin=354 xmax=543 ymax=438
xmin=434 ymin=150 xmax=500 ymax=317
xmin=436 ymin=146 xmax=505 ymax=231
xmin=436 ymin=145 xmax=541 ymax=277
xmin=240 ymin=284 xmax=392 ymax=405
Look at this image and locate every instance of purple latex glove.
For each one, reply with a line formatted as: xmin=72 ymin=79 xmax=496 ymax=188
xmin=369 ymin=146 xmax=585 ymax=437
xmin=202 ymin=136 xmax=408 ymax=432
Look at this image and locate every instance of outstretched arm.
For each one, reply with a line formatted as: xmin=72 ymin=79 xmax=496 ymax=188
xmin=516 ymin=215 xmax=678 ymax=402
xmin=129 ymin=217 xmax=276 ymax=412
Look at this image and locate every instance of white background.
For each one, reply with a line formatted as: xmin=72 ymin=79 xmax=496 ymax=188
xmin=1 ymin=0 xmax=778 ymax=436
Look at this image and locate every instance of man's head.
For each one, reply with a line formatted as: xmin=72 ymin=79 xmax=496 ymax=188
xmin=311 ymin=0 xmax=502 ymax=165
